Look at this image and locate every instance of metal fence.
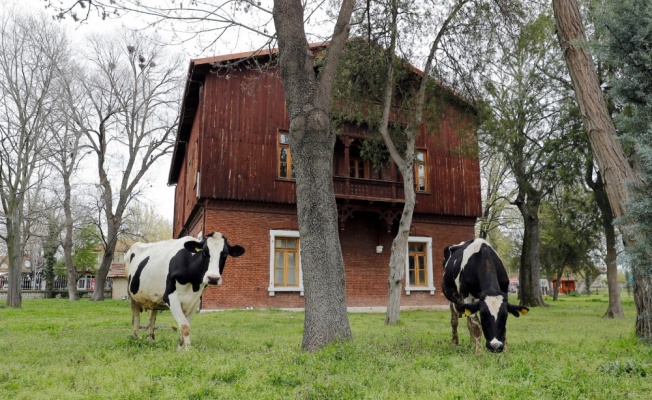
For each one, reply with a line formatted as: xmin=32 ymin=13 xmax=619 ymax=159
xmin=0 ymin=274 xmax=112 ymax=291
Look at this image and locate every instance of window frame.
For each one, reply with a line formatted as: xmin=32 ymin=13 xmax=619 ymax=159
xmin=268 ymin=230 xmax=304 ymax=296
xmin=349 ymin=156 xmax=370 ymax=179
xmin=277 ymin=130 xmax=295 ymax=180
xmin=404 ymin=236 xmax=435 ymax=295
xmin=414 ymin=149 xmax=428 ymax=192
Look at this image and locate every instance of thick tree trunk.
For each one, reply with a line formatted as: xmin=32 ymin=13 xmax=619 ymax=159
xmin=552 ymin=0 xmax=637 ymax=220
xmin=517 ymin=201 xmax=544 ymax=307
xmin=633 ymin=268 xmax=652 ymax=338
xmin=553 ymin=0 xmax=638 ymax=326
xmin=273 ymin=0 xmax=354 ymax=351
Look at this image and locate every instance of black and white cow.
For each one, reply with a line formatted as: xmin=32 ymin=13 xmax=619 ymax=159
xmin=442 ymin=238 xmax=528 ymax=354
xmin=125 ymin=232 xmax=245 ymax=349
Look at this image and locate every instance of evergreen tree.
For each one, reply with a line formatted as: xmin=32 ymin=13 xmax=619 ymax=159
xmin=603 ymin=0 xmax=652 ymax=339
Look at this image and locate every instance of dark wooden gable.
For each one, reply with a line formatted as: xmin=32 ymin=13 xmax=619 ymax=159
xmin=169 ymin=46 xmax=481 ymax=236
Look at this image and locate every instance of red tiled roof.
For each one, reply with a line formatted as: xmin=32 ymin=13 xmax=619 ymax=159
xmin=107 ymin=263 xmax=126 ymax=278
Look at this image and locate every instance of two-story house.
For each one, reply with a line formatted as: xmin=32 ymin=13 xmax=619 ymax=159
xmin=167 ymin=44 xmax=482 ymax=310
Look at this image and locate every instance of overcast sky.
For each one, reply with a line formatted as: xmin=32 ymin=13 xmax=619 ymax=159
xmin=5 ymin=0 xmax=277 ymax=222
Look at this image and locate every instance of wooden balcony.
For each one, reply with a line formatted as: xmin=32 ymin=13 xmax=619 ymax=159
xmin=333 ymin=176 xmax=405 ymax=203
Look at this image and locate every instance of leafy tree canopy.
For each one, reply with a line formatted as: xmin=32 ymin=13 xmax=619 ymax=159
xmin=72 ymin=224 xmax=101 ymax=274
xmin=604 ymin=0 xmax=652 ymax=280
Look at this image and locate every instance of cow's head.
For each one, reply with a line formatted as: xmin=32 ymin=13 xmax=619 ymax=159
xmin=459 ymin=295 xmax=528 ymax=353
xmin=183 ymin=232 xmax=245 ymax=286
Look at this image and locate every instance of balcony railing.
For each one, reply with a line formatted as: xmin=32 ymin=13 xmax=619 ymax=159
xmin=333 ymin=176 xmax=405 ymax=203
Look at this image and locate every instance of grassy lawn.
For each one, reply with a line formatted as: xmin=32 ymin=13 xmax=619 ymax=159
xmin=0 ymin=294 xmax=650 ymax=399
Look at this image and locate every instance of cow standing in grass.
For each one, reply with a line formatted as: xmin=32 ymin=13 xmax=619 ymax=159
xmin=126 ymin=232 xmax=245 ymax=349
xmin=442 ymin=239 xmax=528 ymax=354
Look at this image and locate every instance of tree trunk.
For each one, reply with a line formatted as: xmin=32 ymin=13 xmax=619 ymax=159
xmin=6 ymin=207 xmax=23 ymax=308
xmin=517 ymin=201 xmax=544 ymax=307
xmin=633 ymin=268 xmax=652 ymax=338
xmin=603 ymin=222 xmax=623 ymax=317
xmin=385 ymin=171 xmax=416 ymax=325
xmin=91 ymin=231 xmax=117 ymax=301
xmin=552 ymin=0 xmax=639 ymax=326
xmin=583 ymin=272 xmax=592 ymax=295
xmin=553 ymin=270 xmax=562 ymax=301
xmin=273 ymin=0 xmax=354 ymax=351
xmin=378 ymin=0 xmax=413 ymax=325
xmin=591 ymin=174 xmax=623 ymax=317
xmin=552 ymin=0 xmax=637 ymax=220
xmin=63 ymin=173 xmax=80 ymax=300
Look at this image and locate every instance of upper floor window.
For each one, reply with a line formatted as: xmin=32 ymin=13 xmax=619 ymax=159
xmin=349 ymin=157 xmax=369 ymax=179
xmin=278 ymin=131 xmax=295 ymax=179
xmin=348 ymin=144 xmax=370 ymax=179
xmin=268 ymin=230 xmax=303 ymax=296
xmin=415 ymin=150 xmax=428 ymax=192
xmin=405 ymin=237 xmax=435 ymax=295
xmin=113 ymin=252 xmax=125 ymax=264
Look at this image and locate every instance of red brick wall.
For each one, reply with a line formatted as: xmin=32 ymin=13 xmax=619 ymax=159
xmin=194 ymin=202 xmax=475 ymax=310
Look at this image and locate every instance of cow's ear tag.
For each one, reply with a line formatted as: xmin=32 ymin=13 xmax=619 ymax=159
xmin=195 ymin=247 xmax=203 ymax=253
xmin=520 ymin=309 xmax=528 ymax=316
xmin=464 ymin=309 xmax=472 ymax=317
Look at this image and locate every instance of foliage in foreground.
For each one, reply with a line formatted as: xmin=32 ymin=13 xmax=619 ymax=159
xmin=0 ymin=295 xmax=650 ymax=399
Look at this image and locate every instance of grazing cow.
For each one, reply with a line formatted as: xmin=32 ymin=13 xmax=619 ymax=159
xmin=125 ymin=232 xmax=245 ymax=349
xmin=442 ymin=238 xmax=528 ymax=354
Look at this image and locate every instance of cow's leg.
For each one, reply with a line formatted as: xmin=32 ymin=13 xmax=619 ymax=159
xmin=167 ymin=292 xmax=192 ymax=350
xmin=450 ymin=302 xmax=460 ymax=346
xmin=467 ymin=313 xmax=482 ymax=356
xmin=130 ymin=299 xmax=141 ymax=339
xmin=148 ymin=310 xmax=158 ymax=342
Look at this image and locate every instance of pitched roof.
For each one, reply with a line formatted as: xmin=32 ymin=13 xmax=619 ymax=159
xmin=167 ymin=40 xmax=473 ymax=185
xmin=107 ymin=263 xmax=126 ymax=278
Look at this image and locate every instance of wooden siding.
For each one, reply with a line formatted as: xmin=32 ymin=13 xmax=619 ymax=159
xmin=172 ymin=59 xmax=481 ymax=236
xmin=199 ymin=67 xmax=295 ymax=204
xmin=173 ymin=95 xmax=202 ymax=236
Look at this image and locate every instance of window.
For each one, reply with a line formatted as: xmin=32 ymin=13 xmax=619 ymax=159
xmin=405 ymin=237 xmax=435 ymax=295
xmin=275 ymin=238 xmax=299 ymax=286
xmin=278 ymin=132 xmax=295 ymax=179
xmin=349 ymin=156 xmax=371 ymax=179
xmin=415 ymin=150 xmax=428 ymax=192
xmin=268 ymin=230 xmax=303 ymax=296
xmin=408 ymin=243 xmax=427 ymax=286
xmin=113 ymin=252 xmax=125 ymax=264
xmin=77 ymin=274 xmax=95 ymax=290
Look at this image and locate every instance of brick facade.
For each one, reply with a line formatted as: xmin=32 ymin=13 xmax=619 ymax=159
xmin=187 ymin=200 xmax=475 ymax=310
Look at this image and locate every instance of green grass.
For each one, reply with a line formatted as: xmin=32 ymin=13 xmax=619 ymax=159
xmin=0 ymin=294 xmax=650 ymax=399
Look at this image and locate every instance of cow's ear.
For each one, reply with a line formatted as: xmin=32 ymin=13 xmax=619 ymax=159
xmin=507 ymin=303 xmax=529 ymax=317
xmin=184 ymin=240 xmax=204 ymax=253
xmin=228 ymin=245 xmax=245 ymax=257
xmin=459 ymin=302 xmax=480 ymax=316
